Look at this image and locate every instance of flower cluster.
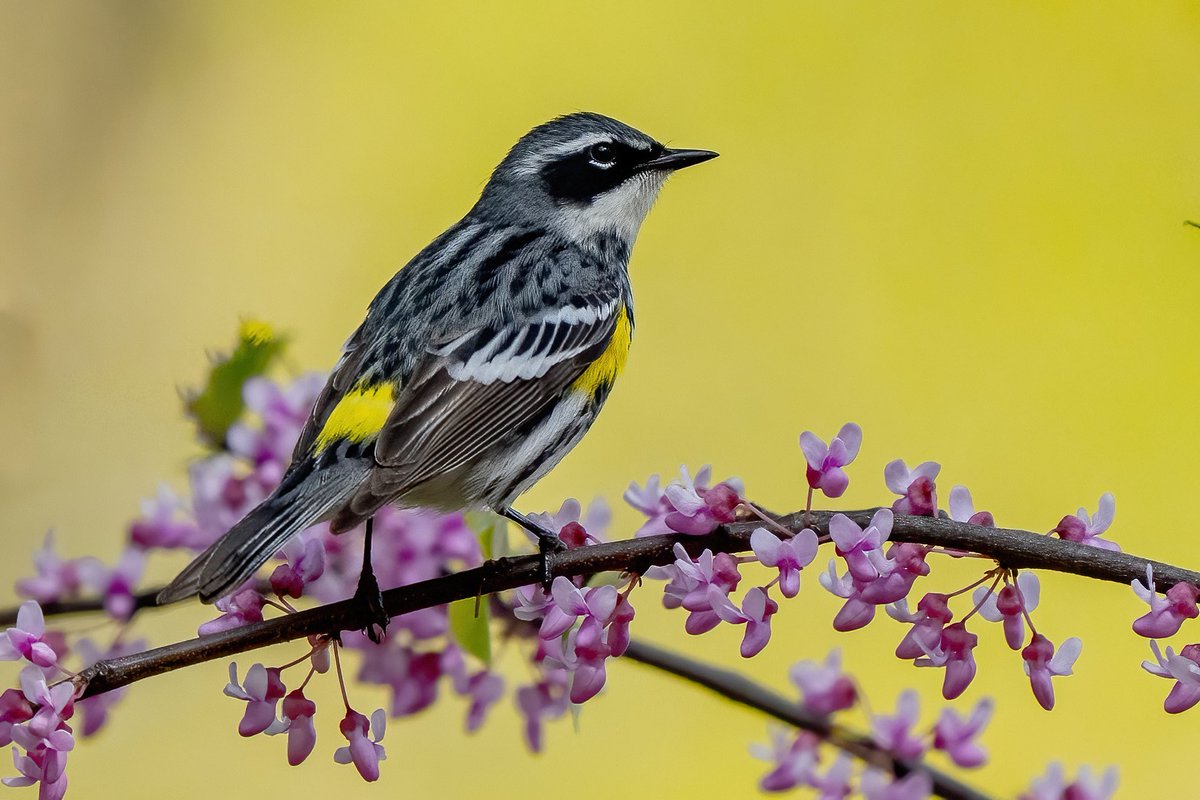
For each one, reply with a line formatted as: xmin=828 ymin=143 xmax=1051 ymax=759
xmin=754 ymin=650 xmax=993 ymax=798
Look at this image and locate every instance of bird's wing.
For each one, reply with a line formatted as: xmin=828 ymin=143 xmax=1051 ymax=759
xmin=290 ymin=323 xmax=372 ymax=461
xmin=359 ymin=296 xmax=629 ymax=505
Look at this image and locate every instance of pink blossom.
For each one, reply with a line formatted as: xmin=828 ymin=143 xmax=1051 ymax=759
xmin=78 ymin=548 xmax=145 ymax=621
xmin=606 ymin=593 xmax=635 ymax=657
xmin=819 ymin=561 xmax=877 ymax=632
xmin=708 ymin=586 xmax=778 ymax=657
xmin=334 ymin=708 xmax=387 ymax=782
xmin=198 ymin=588 xmax=266 ymax=636
xmin=829 ymin=510 xmax=894 ymax=582
xmin=857 ymin=543 xmax=929 ymax=604
xmin=266 ymin=689 xmax=317 ymax=766
xmin=1052 ymin=493 xmax=1119 ymax=552
xmin=1142 ymin=641 xmax=1200 ymax=713
xmin=514 ymin=669 xmax=570 ymax=752
xmin=974 ymin=572 xmax=1040 ymax=650
xmin=223 ymin=662 xmax=286 ymax=736
xmin=17 ymin=667 xmax=75 ymax=743
xmin=539 ymin=577 xmax=618 ymax=640
xmin=0 ymin=602 xmax=57 ymax=669
xmin=870 ymin=689 xmax=926 ymax=760
xmin=664 ymin=544 xmax=741 ymax=634
xmin=948 ymin=485 xmax=995 ymax=527
xmin=16 ymin=534 xmax=84 ymax=605
xmin=751 ymin=728 xmax=818 ymax=792
xmin=628 ymin=466 xmax=744 ymax=537
xmin=357 ymin=645 xmax=443 ymax=717
xmin=1131 ymin=566 xmax=1199 ymax=639
xmin=861 ymin=769 xmax=933 ymax=800
xmin=889 ymin=593 xmax=953 ymax=660
xmin=1022 ymin=634 xmax=1081 ymax=711
xmin=788 ymin=650 xmax=857 ymax=715
xmin=663 ymin=466 xmax=743 ymax=535
xmin=885 ymin=459 xmax=940 ymax=517
xmin=227 ymin=372 xmax=326 ymax=468
xmin=810 ymin=754 xmax=854 ymax=800
xmin=932 ymin=697 xmax=993 ymax=768
xmin=1020 ymin=763 xmax=1119 ymax=800
xmin=751 ymin=527 xmax=818 ymax=598
xmin=269 ymin=532 xmax=326 ymax=599
xmin=542 ymin=619 xmax=612 ymax=703
xmin=459 ymin=671 xmax=504 ymax=733
xmin=799 ymin=423 xmax=863 ymax=499
xmin=128 ymin=485 xmax=202 ymax=550
xmin=916 ymin=622 xmax=979 ymax=700
xmin=0 ymin=689 xmax=33 ymax=748
xmin=529 ymin=497 xmax=611 ymax=547
xmin=512 ymin=584 xmax=553 ymax=622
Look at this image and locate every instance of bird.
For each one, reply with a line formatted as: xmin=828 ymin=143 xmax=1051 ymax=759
xmin=159 ymin=112 xmax=717 ymax=634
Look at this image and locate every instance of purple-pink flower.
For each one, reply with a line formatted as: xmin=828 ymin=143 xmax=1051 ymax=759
xmin=16 ymin=534 xmax=85 ymax=605
xmin=890 ymin=592 xmax=954 ymax=660
xmin=1052 ymin=493 xmax=1119 ymax=552
xmin=870 ymin=689 xmax=926 ymax=760
xmin=829 ymin=510 xmax=894 ymax=582
xmin=708 ymin=586 xmax=779 ymax=658
xmin=78 ymin=549 xmax=145 ymax=621
xmin=0 ymin=602 xmax=57 ymax=669
xmin=751 ymin=527 xmax=818 ymax=598
xmin=1142 ymin=641 xmax=1200 ymax=713
xmin=539 ymin=577 xmax=617 ymax=640
xmin=224 ymin=662 xmax=286 ymax=736
xmin=799 ymin=423 xmax=862 ymax=499
xmin=932 ymin=697 xmax=993 ymax=768
xmin=627 ymin=466 xmax=744 ymax=537
xmin=1131 ymin=566 xmax=1199 ymax=639
xmin=788 ymin=650 xmax=857 ymax=715
xmin=1020 ymin=763 xmax=1118 ymax=800
xmin=948 ymin=485 xmax=995 ymax=527
xmin=199 ymin=588 xmax=266 ymax=636
xmin=334 ymin=708 xmax=387 ymax=781
xmin=916 ymin=622 xmax=979 ymax=700
xmin=752 ymin=728 xmax=818 ymax=792
xmin=266 ymin=689 xmax=317 ymax=766
xmin=1021 ymin=634 xmax=1081 ymax=711
xmin=974 ymin=572 xmax=1039 ymax=650
xmin=269 ymin=532 xmax=326 ymax=599
xmin=861 ymin=769 xmax=933 ymax=800
xmin=884 ymin=459 xmax=940 ymax=517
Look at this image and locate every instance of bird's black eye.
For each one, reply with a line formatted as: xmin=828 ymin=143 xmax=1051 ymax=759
xmin=588 ymin=142 xmax=617 ymax=166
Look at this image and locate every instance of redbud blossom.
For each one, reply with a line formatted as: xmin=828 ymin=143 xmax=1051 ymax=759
xmin=0 ymin=602 xmax=57 ymax=669
xmin=1131 ymin=566 xmax=1200 ymax=639
xmin=1021 ymin=634 xmax=1081 ymax=711
xmin=884 ymin=460 xmax=940 ymax=517
xmin=1142 ymin=641 xmax=1200 ymax=713
xmin=752 ymin=728 xmax=818 ymax=792
xmin=16 ymin=534 xmax=84 ymax=605
xmin=829 ymin=510 xmax=894 ymax=582
xmin=1020 ymin=763 xmax=1118 ymax=800
xmin=750 ymin=527 xmax=818 ymax=598
xmin=861 ymin=768 xmax=933 ymax=800
xmin=334 ymin=708 xmax=387 ymax=782
xmin=788 ymin=650 xmax=857 ymax=715
xmin=128 ymin=486 xmax=203 ymax=550
xmin=890 ymin=593 xmax=953 ymax=660
xmin=799 ymin=423 xmax=862 ymax=499
xmin=932 ymin=697 xmax=993 ymax=768
xmin=916 ymin=622 xmax=979 ymax=700
xmin=870 ymin=690 xmax=926 ymax=760
xmin=199 ymin=588 xmax=266 ymax=636
xmin=974 ymin=573 xmax=1040 ymax=650
xmin=948 ymin=485 xmax=995 ymax=527
xmin=269 ymin=533 xmax=326 ymax=599
xmin=223 ymin=662 xmax=286 ymax=736
xmin=1052 ymin=493 xmax=1119 ymax=552
xmin=266 ymin=689 xmax=317 ymax=766
xmin=708 ymin=586 xmax=779 ymax=657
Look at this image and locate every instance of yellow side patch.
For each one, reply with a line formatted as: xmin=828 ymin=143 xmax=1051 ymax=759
xmin=313 ymin=381 xmax=396 ymax=452
xmin=572 ymin=306 xmax=632 ymax=395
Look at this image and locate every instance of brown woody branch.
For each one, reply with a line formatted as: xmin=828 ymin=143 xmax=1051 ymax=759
xmin=67 ymin=510 xmax=1200 ymax=699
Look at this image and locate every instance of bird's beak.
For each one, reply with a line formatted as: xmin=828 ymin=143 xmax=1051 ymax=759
xmin=639 ymin=148 xmax=719 ymax=172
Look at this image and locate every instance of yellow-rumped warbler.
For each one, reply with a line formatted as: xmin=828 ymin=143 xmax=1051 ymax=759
xmin=160 ymin=112 xmax=717 ymax=616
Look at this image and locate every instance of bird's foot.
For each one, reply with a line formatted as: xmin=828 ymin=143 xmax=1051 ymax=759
xmin=353 ymin=568 xmax=389 ymax=644
xmin=536 ymin=532 xmax=568 ymax=591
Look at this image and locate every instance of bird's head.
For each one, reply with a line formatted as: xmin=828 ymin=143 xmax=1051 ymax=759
xmin=478 ymin=112 xmax=717 ymax=243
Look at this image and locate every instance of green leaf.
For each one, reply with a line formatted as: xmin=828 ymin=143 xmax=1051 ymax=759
xmin=186 ymin=320 xmax=288 ymax=448
xmin=448 ymin=596 xmax=491 ymax=666
xmin=464 ymin=510 xmax=502 ymax=559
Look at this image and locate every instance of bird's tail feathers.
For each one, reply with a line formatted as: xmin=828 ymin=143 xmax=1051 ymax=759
xmin=157 ymin=468 xmax=360 ymax=605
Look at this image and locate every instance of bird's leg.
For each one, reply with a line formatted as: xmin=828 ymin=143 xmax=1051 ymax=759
xmin=353 ymin=516 xmax=389 ymax=644
xmin=498 ymin=506 xmax=566 ymax=590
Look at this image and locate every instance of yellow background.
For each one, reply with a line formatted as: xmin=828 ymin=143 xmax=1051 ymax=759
xmin=3 ymin=2 xmax=1200 ymax=797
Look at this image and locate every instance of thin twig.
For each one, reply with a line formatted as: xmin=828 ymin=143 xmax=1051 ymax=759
xmin=623 ymin=638 xmax=991 ymax=800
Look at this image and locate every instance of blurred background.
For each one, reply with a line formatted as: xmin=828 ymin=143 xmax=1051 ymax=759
xmin=3 ymin=1 xmax=1200 ymax=796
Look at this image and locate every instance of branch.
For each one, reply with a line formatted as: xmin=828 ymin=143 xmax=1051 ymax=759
xmin=68 ymin=509 xmax=1200 ymax=699
xmin=623 ymin=638 xmax=990 ymax=800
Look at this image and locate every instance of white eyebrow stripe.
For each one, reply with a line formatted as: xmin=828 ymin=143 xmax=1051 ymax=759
xmin=512 ymin=134 xmax=651 ymax=176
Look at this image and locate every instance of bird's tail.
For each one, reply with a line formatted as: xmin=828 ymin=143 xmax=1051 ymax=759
xmin=157 ymin=466 xmax=361 ymax=605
